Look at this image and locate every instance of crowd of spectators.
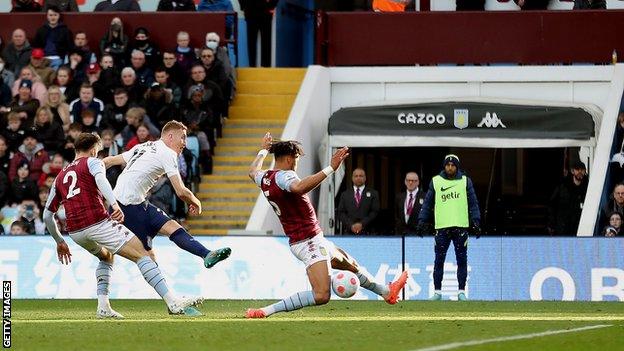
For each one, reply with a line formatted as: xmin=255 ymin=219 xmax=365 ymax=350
xmin=0 ymin=6 xmax=237 ymax=235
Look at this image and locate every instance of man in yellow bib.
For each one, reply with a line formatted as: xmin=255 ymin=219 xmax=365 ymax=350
xmin=416 ymin=154 xmax=481 ymax=301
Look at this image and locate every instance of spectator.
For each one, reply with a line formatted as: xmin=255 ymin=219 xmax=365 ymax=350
xmin=54 ymin=65 xmax=79 ymax=102
xmin=95 ymin=55 xmax=118 ymax=104
xmin=0 ymin=170 xmax=7 ymax=209
xmin=1 ymin=112 xmax=25 ymax=153
xmin=2 ymin=28 xmax=32 ymax=76
xmin=130 ymin=28 xmax=161 ymax=70
xmin=12 ymin=66 xmax=48 ymax=105
xmin=154 ymin=66 xmax=182 ymax=108
xmin=198 ymin=0 xmax=235 ymax=38
xmin=548 ymin=161 xmax=588 ymax=236
xmin=86 ymin=63 xmax=112 ymax=104
xmin=0 ymin=80 xmax=11 ymax=113
xmin=80 ymin=109 xmax=101 ymax=134
xmin=45 ymin=85 xmax=71 ymax=131
xmin=144 ymin=82 xmax=175 ymax=128
xmin=68 ymin=83 xmax=104 ymax=125
xmin=61 ymin=122 xmax=81 ymax=161
xmin=182 ymin=84 xmax=217 ymax=150
xmin=158 ymin=0 xmax=196 ymax=11
xmin=9 ymin=221 xmax=30 ymax=235
xmin=100 ymin=17 xmax=129 ymax=67
xmin=574 ymin=0 xmax=606 ymax=9
xmin=120 ymin=107 xmax=159 ymax=146
xmin=162 ymin=50 xmax=186 ymax=88
xmin=9 ymin=130 xmax=49 ymax=182
xmin=16 ymin=199 xmax=45 ymax=234
xmin=10 ymin=160 xmax=38 ymax=205
xmin=395 ymin=171 xmax=425 ymax=236
xmin=601 ymin=182 xmax=624 ymax=223
xmin=125 ymin=123 xmax=155 ymax=150
xmin=0 ymin=135 xmax=10 ymax=175
xmin=102 ymin=88 xmax=133 ymax=134
xmin=603 ymin=212 xmax=622 ymax=237
xmin=44 ymin=0 xmax=79 ymax=12
xmin=9 ymin=79 xmax=41 ymax=121
xmin=456 ymin=0 xmax=484 ymax=10
xmin=336 ymin=168 xmax=380 ymax=235
xmin=65 ymin=47 xmax=88 ymax=83
xmin=28 ymin=48 xmax=56 ymax=87
xmin=118 ymin=67 xmax=146 ymax=104
xmin=200 ymin=47 xmax=229 ymax=113
xmin=0 ymin=57 xmax=16 ymax=88
xmin=240 ymin=0 xmax=277 ymax=67
xmin=98 ymin=128 xmax=122 ymax=186
xmin=94 ymin=0 xmax=141 ymax=11
xmin=174 ymin=31 xmax=196 ymax=74
xmin=11 ymin=0 xmax=42 ymax=12
xmin=31 ymin=106 xmax=65 ymax=154
xmin=129 ymin=49 xmax=155 ymax=88
xmin=184 ymin=64 xmax=224 ymax=113
xmin=513 ymin=0 xmax=550 ymax=10
xmin=37 ymin=186 xmax=50 ymax=214
xmin=70 ymin=31 xmax=96 ymax=66
xmin=38 ymin=153 xmax=64 ymax=187
xmin=33 ymin=7 xmax=73 ymax=70
xmin=187 ymin=122 xmax=212 ymax=174
xmin=204 ymin=32 xmax=236 ymax=99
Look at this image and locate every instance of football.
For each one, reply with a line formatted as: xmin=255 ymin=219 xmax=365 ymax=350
xmin=331 ymin=271 xmax=360 ymax=298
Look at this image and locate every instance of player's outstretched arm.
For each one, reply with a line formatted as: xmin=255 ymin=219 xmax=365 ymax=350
xmin=290 ymin=147 xmax=349 ymax=195
xmin=102 ymin=154 xmax=127 ymax=169
xmin=248 ymin=132 xmax=272 ymax=182
xmin=169 ymin=173 xmax=202 ymax=215
xmin=43 ymin=185 xmax=72 ymax=265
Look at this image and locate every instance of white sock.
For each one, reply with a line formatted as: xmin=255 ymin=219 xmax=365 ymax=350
xmin=459 ymin=290 xmax=465 ymax=295
xmin=261 ymin=290 xmax=316 ymax=317
xmin=163 ymin=291 xmax=176 ymax=306
xmin=435 ymin=290 xmax=442 ymax=295
xmin=97 ymin=294 xmax=111 ymax=310
xmin=356 ymin=268 xmax=389 ymax=297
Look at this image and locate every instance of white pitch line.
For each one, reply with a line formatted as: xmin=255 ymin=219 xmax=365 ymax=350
xmin=11 ymin=316 xmax=624 ymax=324
xmin=412 ymin=324 xmax=613 ymax=351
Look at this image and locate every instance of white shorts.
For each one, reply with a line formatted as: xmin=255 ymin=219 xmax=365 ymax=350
xmin=290 ymin=233 xmax=336 ymax=269
xmin=69 ymin=219 xmax=135 ymax=255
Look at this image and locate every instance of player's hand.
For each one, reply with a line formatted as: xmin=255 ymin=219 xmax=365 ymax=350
xmin=110 ymin=203 xmax=125 ymax=223
xmin=188 ymin=202 xmax=202 ymax=215
xmin=330 ymin=147 xmax=349 ymax=170
xmin=261 ymin=132 xmax=272 ymax=151
xmin=57 ymin=242 xmax=72 ymax=265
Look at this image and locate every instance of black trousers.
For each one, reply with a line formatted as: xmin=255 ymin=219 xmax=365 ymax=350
xmin=246 ymin=14 xmax=273 ymax=67
xmin=433 ymin=227 xmax=468 ymax=290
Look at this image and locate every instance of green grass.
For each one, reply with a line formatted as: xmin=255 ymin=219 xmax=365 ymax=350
xmin=10 ymin=300 xmax=624 ymax=351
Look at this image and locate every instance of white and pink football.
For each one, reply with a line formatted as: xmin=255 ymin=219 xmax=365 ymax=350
xmin=331 ymin=271 xmax=360 ymax=298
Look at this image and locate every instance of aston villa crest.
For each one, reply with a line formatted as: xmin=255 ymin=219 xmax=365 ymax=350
xmin=454 ymin=109 xmax=469 ymax=129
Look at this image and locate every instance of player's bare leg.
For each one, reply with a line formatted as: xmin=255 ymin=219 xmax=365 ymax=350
xmin=116 ymin=236 xmax=204 ymax=315
xmin=331 ymin=246 xmax=408 ymax=305
xmin=93 ymin=247 xmax=124 ymax=319
xmin=246 ymin=261 xmax=329 ymax=319
xmin=159 ymin=219 xmax=231 ymax=268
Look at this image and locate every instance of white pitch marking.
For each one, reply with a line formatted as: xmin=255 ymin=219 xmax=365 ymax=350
xmin=11 ymin=316 xmax=624 ymax=324
xmin=412 ymin=324 xmax=613 ymax=351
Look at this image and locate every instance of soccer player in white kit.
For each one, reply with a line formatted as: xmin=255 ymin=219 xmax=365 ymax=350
xmin=103 ymin=120 xmax=231 ymax=268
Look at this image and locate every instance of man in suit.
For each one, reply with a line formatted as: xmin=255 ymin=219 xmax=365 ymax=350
xmin=394 ymin=171 xmax=425 ymax=235
xmin=336 ymin=168 xmax=380 ymax=235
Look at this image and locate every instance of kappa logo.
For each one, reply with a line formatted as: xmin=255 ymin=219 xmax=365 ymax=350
xmin=477 ymin=112 xmax=507 ymax=128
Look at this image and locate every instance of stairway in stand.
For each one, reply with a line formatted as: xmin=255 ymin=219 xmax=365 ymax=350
xmin=187 ymin=68 xmax=306 ymax=235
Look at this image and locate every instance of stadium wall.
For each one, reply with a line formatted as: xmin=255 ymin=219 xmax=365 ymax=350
xmin=2 ymin=236 xmax=623 ymax=301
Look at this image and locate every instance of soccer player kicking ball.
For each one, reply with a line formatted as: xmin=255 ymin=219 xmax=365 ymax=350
xmin=44 ymin=133 xmax=203 ymax=318
xmin=103 ymin=121 xmax=230 ymax=269
xmin=245 ymin=133 xmax=408 ymax=318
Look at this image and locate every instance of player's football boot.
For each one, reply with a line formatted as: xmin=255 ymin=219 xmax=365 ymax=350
xmin=168 ymin=306 xmax=203 ymax=316
xmin=245 ymin=308 xmax=266 ymax=319
xmin=168 ymin=296 xmax=204 ymax=315
xmin=204 ymin=247 xmax=232 ymax=268
xmin=457 ymin=292 xmax=468 ymax=301
xmin=384 ymin=270 xmax=409 ymax=305
xmin=429 ymin=293 xmax=442 ymax=301
xmin=96 ymin=308 xmax=125 ymax=319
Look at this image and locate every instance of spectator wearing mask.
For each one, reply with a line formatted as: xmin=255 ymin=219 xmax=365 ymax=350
xmin=8 ymin=130 xmax=49 ymax=182
xmin=0 ymin=57 xmax=16 ymax=88
xmin=94 ymin=0 xmax=141 ymax=11
xmin=43 ymin=0 xmax=79 ymax=12
xmin=2 ymin=28 xmax=32 ymax=76
xmin=130 ymin=28 xmax=161 ymax=70
xmin=28 ymin=48 xmax=56 ymax=88
xmin=204 ymin=32 xmax=236 ymax=97
xmin=158 ymin=0 xmax=196 ymax=11
xmin=548 ymin=161 xmax=588 ymax=236
xmin=100 ymin=17 xmax=129 ymax=67
xmin=12 ymin=67 xmax=48 ymax=105
xmin=33 ymin=7 xmax=73 ymax=70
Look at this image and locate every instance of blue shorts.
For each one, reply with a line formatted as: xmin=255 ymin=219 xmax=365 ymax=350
xmin=117 ymin=202 xmax=171 ymax=251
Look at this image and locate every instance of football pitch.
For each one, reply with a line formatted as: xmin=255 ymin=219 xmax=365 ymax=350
xmin=10 ymin=300 xmax=624 ymax=351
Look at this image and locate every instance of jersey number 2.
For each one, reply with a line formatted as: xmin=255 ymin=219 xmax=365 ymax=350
xmin=63 ymin=170 xmax=81 ymax=199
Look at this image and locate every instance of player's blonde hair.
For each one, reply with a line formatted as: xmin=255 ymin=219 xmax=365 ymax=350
xmin=161 ymin=120 xmax=187 ymax=135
